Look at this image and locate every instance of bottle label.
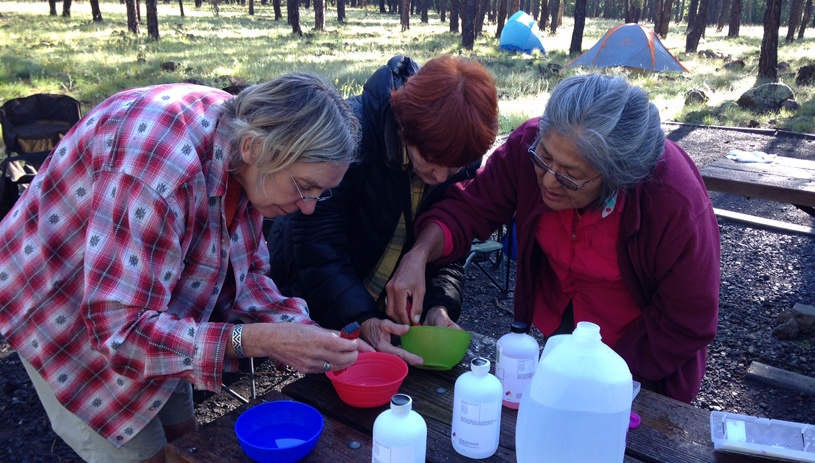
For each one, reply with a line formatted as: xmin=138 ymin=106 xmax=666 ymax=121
xmin=496 ymin=355 xmax=537 ymax=404
xmin=452 ymin=399 xmax=500 ymax=451
xmin=373 ymin=439 xmax=416 ymax=463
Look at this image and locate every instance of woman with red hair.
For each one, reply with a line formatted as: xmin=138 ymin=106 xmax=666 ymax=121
xmin=268 ymin=55 xmax=499 ymax=364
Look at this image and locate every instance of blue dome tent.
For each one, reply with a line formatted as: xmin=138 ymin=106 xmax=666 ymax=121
xmin=499 ymin=11 xmax=546 ymax=54
xmin=567 ymin=23 xmax=688 ymax=73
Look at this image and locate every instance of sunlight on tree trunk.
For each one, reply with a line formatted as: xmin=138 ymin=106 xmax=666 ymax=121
xmin=401 ymin=0 xmax=410 ymax=30
xmin=569 ymin=0 xmax=586 ymax=55
xmin=462 ymin=0 xmax=476 ymax=47
xmin=799 ymin=0 xmax=813 ymax=38
xmin=126 ymin=0 xmax=140 ymax=33
xmin=315 ymin=0 xmax=325 ymax=30
xmin=146 ymin=0 xmax=158 ymax=39
xmin=685 ymin=0 xmax=708 ymax=51
xmin=758 ymin=0 xmax=782 ymax=79
xmin=786 ymin=0 xmax=805 ymax=42
xmin=727 ymin=0 xmax=742 ymax=36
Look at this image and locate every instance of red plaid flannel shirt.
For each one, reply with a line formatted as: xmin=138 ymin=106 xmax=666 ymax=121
xmin=0 ymin=84 xmax=312 ymax=447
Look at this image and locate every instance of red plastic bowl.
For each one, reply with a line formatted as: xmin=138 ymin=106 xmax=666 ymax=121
xmin=326 ymin=352 xmax=408 ymax=408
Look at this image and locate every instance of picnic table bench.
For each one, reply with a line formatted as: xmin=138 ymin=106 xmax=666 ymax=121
xmin=167 ymin=333 xmax=781 ymax=463
xmin=699 ymin=155 xmax=815 ymax=236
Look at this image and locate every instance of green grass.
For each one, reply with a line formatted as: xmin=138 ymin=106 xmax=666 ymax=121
xmin=1 ymin=0 xmax=814 ymax=140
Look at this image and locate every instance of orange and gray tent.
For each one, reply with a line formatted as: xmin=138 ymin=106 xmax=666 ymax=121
xmin=567 ymin=23 xmax=688 ymax=72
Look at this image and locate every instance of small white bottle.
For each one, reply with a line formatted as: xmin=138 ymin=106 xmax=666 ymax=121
xmin=496 ymin=321 xmax=540 ymax=409
xmin=372 ymin=394 xmax=427 ymax=463
xmin=451 ymin=357 xmax=503 ymax=459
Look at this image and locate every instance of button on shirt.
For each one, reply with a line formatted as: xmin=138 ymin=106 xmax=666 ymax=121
xmin=0 ymin=84 xmax=312 ymax=447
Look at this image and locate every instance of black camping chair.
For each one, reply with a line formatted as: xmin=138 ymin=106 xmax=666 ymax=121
xmin=0 ymin=93 xmax=81 ymax=220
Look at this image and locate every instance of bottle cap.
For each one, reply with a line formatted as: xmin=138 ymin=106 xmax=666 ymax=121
xmin=470 ymin=357 xmax=490 ymax=375
xmin=510 ymin=321 xmax=528 ymax=333
xmin=390 ymin=393 xmax=413 ymax=413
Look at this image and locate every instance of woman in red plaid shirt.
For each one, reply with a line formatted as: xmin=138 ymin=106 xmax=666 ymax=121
xmin=0 ymin=74 xmax=371 ymax=462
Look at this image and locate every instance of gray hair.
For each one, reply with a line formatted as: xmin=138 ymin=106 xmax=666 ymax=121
xmin=536 ymin=74 xmax=665 ymax=206
xmin=220 ymin=73 xmax=360 ymax=179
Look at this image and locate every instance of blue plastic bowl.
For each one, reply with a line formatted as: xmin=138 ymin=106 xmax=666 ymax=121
xmin=234 ymin=401 xmax=324 ymax=463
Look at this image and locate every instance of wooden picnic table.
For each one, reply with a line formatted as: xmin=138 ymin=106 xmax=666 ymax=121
xmin=167 ymin=333 xmax=781 ymax=463
xmin=699 ymin=155 xmax=815 ymax=235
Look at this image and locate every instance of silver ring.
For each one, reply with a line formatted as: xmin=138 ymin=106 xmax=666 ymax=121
xmin=321 ymin=361 xmax=331 ymax=372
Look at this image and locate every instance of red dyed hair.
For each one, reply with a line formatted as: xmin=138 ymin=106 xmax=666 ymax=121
xmin=391 ymin=55 xmax=499 ymax=167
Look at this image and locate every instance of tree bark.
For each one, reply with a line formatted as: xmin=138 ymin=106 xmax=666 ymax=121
xmin=539 ymin=0 xmax=549 ymax=27
xmin=758 ymin=0 xmax=782 ymax=79
xmin=450 ymin=0 xmax=460 ymax=31
xmin=800 ymin=0 xmax=813 ymax=38
xmin=512 ymin=0 xmax=520 ymax=12
xmin=686 ymin=0 xmax=698 ymax=30
xmin=137 ymin=0 xmax=141 ymax=22
xmin=249 ymin=0 xmax=254 ymax=14
xmin=49 ymin=0 xmax=57 ymax=15
xmin=569 ymin=0 xmax=587 ymax=55
xmin=462 ymin=0 xmax=476 ymax=47
xmin=178 ymin=0 xmax=185 ymax=16
xmin=496 ymin=0 xmax=508 ymax=34
xmin=602 ymin=0 xmax=612 ymax=18
xmin=685 ymin=0 xmax=708 ymax=51
xmin=422 ymin=0 xmax=429 ymax=21
xmin=786 ymin=0 xmax=805 ymax=42
xmin=62 ymin=0 xmax=72 ymax=17
xmin=727 ymin=0 xmax=741 ymax=36
xmin=440 ymin=0 xmax=447 ymax=21
xmin=90 ymin=0 xmax=103 ymax=21
xmin=289 ymin=0 xmax=303 ymax=34
xmin=315 ymin=0 xmax=325 ymax=30
xmin=401 ymin=0 xmax=410 ymax=30
xmin=146 ymin=0 xmax=158 ymax=39
xmin=475 ymin=0 xmax=488 ymax=34
xmin=716 ymin=0 xmax=730 ymax=31
xmin=379 ymin=0 xmax=386 ymax=12
xmin=338 ymin=0 xmax=346 ymax=20
xmin=550 ymin=0 xmax=559 ymax=33
xmin=274 ymin=0 xmax=282 ymax=19
xmin=126 ymin=0 xmax=140 ymax=33
xmin=195 ymin=0 xmax=202 ymax=7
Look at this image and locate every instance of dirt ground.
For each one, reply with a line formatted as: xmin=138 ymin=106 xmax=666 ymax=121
xmin=1 ymin=123 xmax=814 ymax=462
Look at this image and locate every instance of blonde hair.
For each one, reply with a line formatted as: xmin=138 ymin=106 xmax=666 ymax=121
xmin=220 ymin=73 xmax=359 ymax=177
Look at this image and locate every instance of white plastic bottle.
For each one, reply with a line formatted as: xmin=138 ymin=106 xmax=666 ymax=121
xmin=451 ymin=357 xmax=503 ymax=459
xmin=495 ymin=321 xmax=540 ymax=409
xmin=516 ymin=322 xmax=633 ymax=463
xmin=372 ymin=394 xmax=427 ymax=463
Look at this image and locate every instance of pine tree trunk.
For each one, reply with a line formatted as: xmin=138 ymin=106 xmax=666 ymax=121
xmin=289 ymin=0 xmax=303 ymax=34
xmin=274 ymin=0 xmax=282 ymax=19
xmin=315 ymin=0 xmax=325 ymax=30
xmin=786 ymin=0 xmax=805 ymax=42
xmin=62 ymin=0 xmax=72 ymax=17
xmin=657 ymin=0 xmax=672 ymax=36
xmin=569 ymin=0 xmax=586 ymax=55
xmin=686 ymin=0 xmax=698 ymax=30
xmin=727 ymin=0 xmax=741 ymax=36
xmin=401 ymin=0 xmax=410 ymax=30
xmin=799 ymin=0 xmax=813 ymax=38
xmin=539 ymin=0 xmax=549 ymax=27
xmin=602 ymin=0 xmax=611 ymax=19
xmin=716 ymin=0 xmax=730 ymax=31
xmin=178 ymin=0 xmax=185 ymax=16
xmin=137 ymin=0 xmax=141 ymax=22
xmin=557 ymin=1 xmax=563 ymax=23
xmin=49 ymin=0 xmax=57 ymax=15
xmin=422 ymin=0 xmax=429 ymax=21
xmin=685 ymin=0 xmax=708 ymax=51
xmin=475 ymin=0 xmax=488 ymax=34
xmin=758 ymin=0 xmax=782 ymax=79
xmin=550 ymin=0 xmax=559 ymax=33
xmin=462 ymin=0 xmax=476 ymax=47
xmin=380 ymin=0 xmax=387 ymax=12
xmin=249 ymin=0 xmax=254 ymax=14
xmin=496 ymin=0 xmax=508 ymax=35
xmin=90 ymin=0 xmax=103 ymax=21
xmin=126 ymin=0 xmax=140 ymax=33
xmin=195 ymin=0 xmax=202 ymax=7
xmin=146 ymin=0 xmax=159 ymax=39
xmin=441 ymin=0 xmax=447 ymax=21
xmin=338 ymin=0 xmax=346 ymax=20
xmin=450 ymin=0 xmax=460 ymax=31
xmin=512 ymin=0 xmax=520 ymax=12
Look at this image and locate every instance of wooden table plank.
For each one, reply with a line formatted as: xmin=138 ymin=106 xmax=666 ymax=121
xmin=166 ymin=390 xmax=372 ymax=463
xmin=700 ymin=156 xmax=815 ymax=207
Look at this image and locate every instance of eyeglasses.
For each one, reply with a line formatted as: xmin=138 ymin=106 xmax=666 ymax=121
xmin=528 ymin=145 xmax=601 ymax=191
xmin=289 ymin=171 xmax=333 ymax=202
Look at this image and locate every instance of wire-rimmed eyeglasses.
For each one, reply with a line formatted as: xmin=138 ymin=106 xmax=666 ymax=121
xmin=289 ymin=171 xmax=333 ymax=202
xmin=528 ymin=145 xmax=601 ymax=192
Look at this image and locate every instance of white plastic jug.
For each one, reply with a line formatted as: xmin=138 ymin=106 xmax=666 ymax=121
xmin=496 ymin=321 xmax=540 ymax=409
xmin=451 ymin=357 xmax=503 ymax=459
xmin=372 ymin=394 xmax=427 ymax=463
xmin=516 ymin=321 xmax=633 ymax=463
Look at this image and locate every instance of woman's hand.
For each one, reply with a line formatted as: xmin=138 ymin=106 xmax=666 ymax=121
xmin=385 ymin=248 xmax=429 ymax=325
xmin=423 ymin=306 xmax=462 ymax=330
xmin=360 ymin=318 xmax=424 ymax=366
xmin=239 ymin=323 xmax=374 ymax=374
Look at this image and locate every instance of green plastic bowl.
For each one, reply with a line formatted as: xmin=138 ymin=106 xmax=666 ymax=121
xmin=400 ymin=326 xmax=472 ymax=370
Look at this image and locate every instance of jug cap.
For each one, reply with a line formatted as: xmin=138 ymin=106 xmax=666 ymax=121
xmin=470 ymin=357 xmax=490 ymax=375
xmin=390 ymin=393 xmax=413 ymax=413
xmin=510 ymin=321 xmax=528 ymax=333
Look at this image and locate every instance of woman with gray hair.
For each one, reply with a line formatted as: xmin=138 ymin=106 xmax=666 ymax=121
xmin=0 ymin=74 xmax=370 ymax=463
xmin=386 ymin=74 xmax=720 ymax=403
